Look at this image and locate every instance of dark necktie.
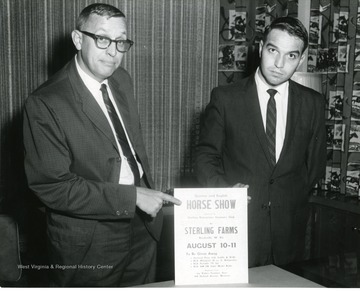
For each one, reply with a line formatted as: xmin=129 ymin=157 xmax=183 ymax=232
xmin=266 ymin=89 xmax=277 ymax=166
xmin=100 ymin=84 xmax=140 ymax=186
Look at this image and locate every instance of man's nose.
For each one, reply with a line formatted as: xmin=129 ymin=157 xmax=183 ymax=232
xmin=275 ymin=55 xmax=284 ymax=68
xmin=106 ymin=42 xmax=117 ymax=57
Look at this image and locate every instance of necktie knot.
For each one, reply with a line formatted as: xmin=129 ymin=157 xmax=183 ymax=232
xmin=267 ymin=89 xmax=277 ymax=99
xmin=100 ymin=83 xmax=108 ymax=95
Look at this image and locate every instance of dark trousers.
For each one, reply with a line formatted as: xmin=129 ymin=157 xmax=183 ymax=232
xmin=47 ymin=210 xmax=157 ymax=287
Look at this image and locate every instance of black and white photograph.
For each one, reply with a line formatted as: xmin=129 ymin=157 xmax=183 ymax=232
xmin=1 ymin=0 xmax=359 ymax=289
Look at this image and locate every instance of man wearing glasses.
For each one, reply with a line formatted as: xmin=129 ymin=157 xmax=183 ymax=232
xmin=23 ymin=3 xmax=180 ymax=287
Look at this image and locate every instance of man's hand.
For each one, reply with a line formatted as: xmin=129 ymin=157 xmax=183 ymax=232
xmin=136 ymin=187 xmax=182 ymax=217
xmin=232 ymin=182 xmax=251 ymax=204
xmin=232 ymin=182 xmax=249 ymax=188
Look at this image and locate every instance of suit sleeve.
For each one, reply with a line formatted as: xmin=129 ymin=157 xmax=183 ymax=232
xmin=195 ymin=88 xmax=231 ymax=187
xmin=306 ymin=92 xmax=327 ymax=191
xmin=23 ymin=95 xmax=136 ymax=221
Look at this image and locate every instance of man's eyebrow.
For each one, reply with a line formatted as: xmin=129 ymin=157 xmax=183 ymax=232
xmin=287 ymin=50 xmax=301 ymax=55
xmin=94 ymin=30 xmax=127 ymax=39
xmin=265 ymin=41 xmax=277 ymax=48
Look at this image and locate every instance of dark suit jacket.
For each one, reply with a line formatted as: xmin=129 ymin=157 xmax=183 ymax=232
xmin=23 ymin=58 xmax=162 ymax=254
xmin=195 ymin=74 xmax=326 ymax=267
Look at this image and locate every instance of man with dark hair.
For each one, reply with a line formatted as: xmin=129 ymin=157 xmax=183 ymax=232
xmin=196 ymin=17 xmax=326 ymax=267
xmin=23 ymin=3 xmax=180 ymax=287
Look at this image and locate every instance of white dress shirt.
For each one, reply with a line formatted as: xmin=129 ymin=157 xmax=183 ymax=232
xmin=254 ymin=68 xmax=289 ymax=162
xmin=75 ymin=56 xmax=143 ymax=185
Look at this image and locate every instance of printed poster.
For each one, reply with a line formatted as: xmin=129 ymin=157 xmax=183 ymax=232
xmin=174 ymin=188 xmax=248 ymax=286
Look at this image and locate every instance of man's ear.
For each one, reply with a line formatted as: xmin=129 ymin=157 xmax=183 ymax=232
xmin=259 ymin=40 xmax=263 ymax=58
xmin=71 ymin=30 xmax=82 ymax=51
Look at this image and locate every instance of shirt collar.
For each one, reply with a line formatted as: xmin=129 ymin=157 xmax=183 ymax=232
xmin=75 ymin=55 xmax=108 ymax=94
xmin=255 ymin=67 xmax=288 ymax=99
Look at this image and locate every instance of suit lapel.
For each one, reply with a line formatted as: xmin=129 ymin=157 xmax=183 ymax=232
xmin=108 ymin=78 xmax=137 ymax=150
xmin=67 ymin=59 xmax=119 ymax=153
xmin=246 ymin=77 xmax=302 ymax=172
xmin=244 ymin=77 xmax=274 ymax=168
xmin=276 ymin=81 xmax=301 ymax=167
xmin=109 ymin=75 xmax=154 ymax=187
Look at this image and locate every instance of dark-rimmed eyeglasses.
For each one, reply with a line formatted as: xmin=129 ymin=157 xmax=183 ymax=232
xmin=79 ymin=30 xmax=134 ymax=53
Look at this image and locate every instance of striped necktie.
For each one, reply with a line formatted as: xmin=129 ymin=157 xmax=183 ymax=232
xmin=266 ymin=89 xmax=277 ymax=166
xmin=100 ymin=84 xmax=140 ymax=186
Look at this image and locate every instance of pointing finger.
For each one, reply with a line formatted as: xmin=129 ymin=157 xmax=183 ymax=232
xmin=161 ymin=193 xmax=182 ymax=206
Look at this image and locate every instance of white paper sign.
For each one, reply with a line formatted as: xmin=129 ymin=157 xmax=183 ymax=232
xmin=174 ymin=188 xmax=248 ymax=286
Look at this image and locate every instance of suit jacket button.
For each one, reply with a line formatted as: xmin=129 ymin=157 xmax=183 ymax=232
xmin=116 ymin=210 xmax=121 ymax=216
xmin=269 ymin=179 xmax=274 ymax=184
xmin=124 ymin=210 xmax=129 ymax=216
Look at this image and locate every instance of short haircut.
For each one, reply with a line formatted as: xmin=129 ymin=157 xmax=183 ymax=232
xmin=76 ymin=3 xmax=125 ymax=30
xmin=263 ymin=16 xmax=308 ymax=54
